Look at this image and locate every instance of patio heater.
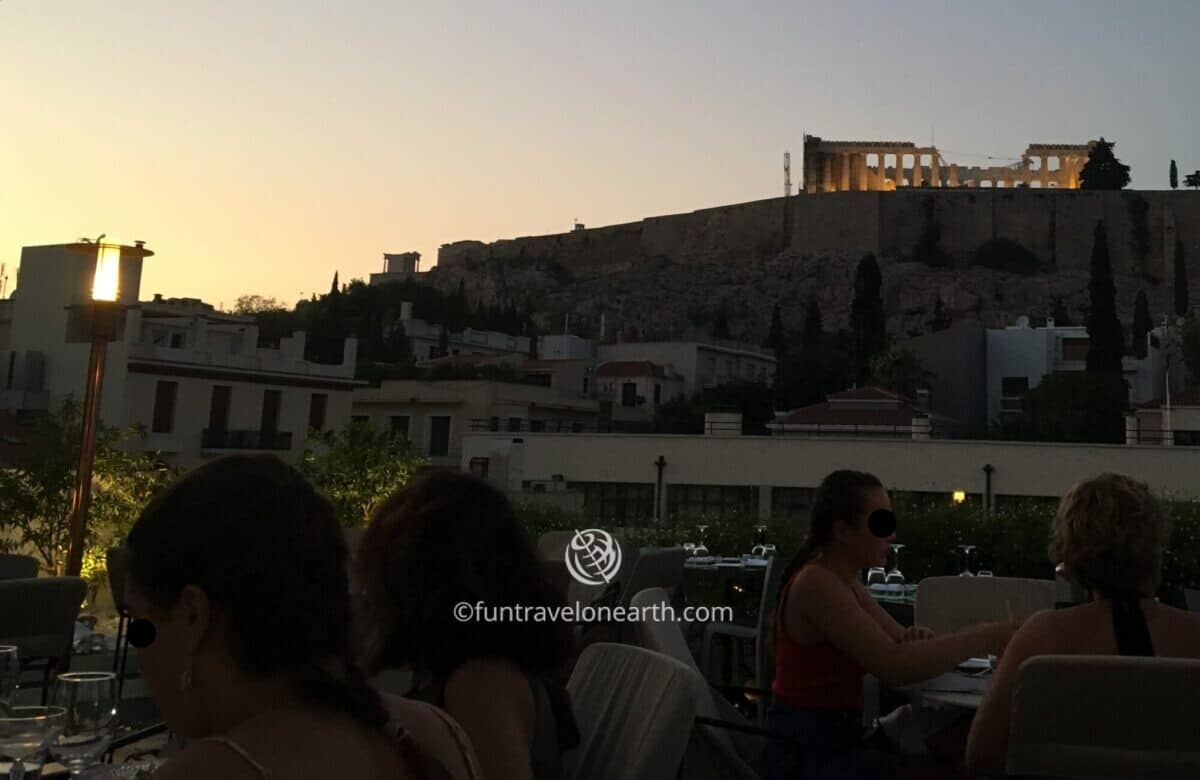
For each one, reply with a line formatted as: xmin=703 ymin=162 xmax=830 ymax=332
xmin=64 ymin=238 xmax=153 ymax=577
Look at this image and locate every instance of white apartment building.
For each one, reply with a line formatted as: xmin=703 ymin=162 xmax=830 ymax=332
xmin=351 ymin=379 xmax=598 ymax=467
xmin=0 ymin=243 xmax=358 ymax=466
xmin=596 ymin=341 xmax=776 ymax=396
xmin=595 ymin=360 xmax=686 ymax=424
xmin=985 ymin=317 xmax=1169 ymax=425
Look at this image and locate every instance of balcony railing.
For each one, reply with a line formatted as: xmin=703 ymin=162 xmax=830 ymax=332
xmin=202 ymin=429 xmax=293 ymax=451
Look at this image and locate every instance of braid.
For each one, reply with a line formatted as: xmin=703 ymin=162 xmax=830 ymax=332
xmin=292 ymin=656 xmax=390 ymax=732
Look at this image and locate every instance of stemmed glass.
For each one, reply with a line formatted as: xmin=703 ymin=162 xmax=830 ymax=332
xmin=50 ymin=672 xmax=118 ymax=777
xmin=957 ymin=544 xmax=976 ymax=576
xmin=885 ymin=544 xmax=906 ymax=591
xmin=866 ymin=567 xmax=887 ymax=589
xmin=682 ymin=542 xmax=698 ymax=558
xmin=1 ymin=646 xmax=19 ymax=707
xmin=0 ymin=706 xmax=66 ymax=779
xmin=693 ymin=525 xmax=710 ymax=557
xmin=751 ymin=524 xmax=768 ymax=557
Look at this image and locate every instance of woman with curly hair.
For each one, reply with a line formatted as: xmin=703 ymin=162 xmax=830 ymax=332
xmin=355 ymin=470 xmax=578 ymax=780
xmin=966 ymin=473 xmax=1200 ymax=774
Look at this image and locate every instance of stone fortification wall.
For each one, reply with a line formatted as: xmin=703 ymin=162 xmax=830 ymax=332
xmin=440 ymin=190 xmax=1200 ymax=280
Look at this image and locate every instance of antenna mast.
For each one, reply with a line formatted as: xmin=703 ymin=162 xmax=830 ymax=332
xmin=783 ymin=152 xmax=791 ymax=197
xmin=0 ymin=263 xmax=7 ymax=298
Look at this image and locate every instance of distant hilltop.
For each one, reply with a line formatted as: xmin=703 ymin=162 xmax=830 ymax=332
xmin=421 ymin=189 xmax=1199 ymax=345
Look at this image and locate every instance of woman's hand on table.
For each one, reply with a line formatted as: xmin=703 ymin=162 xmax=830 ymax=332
xmin=900 ymin=625 xmax=935 ymax=642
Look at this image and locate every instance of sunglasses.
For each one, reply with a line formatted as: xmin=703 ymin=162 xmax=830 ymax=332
xmin=127 ymin=618 xmax=157 ymax=649
xmin=867 ymin=509 xmax=898 ymax=538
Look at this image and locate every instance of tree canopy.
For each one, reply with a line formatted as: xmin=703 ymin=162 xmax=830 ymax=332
xmin=997 ymin=372 xmax=1127 ymax=444
xmin=1132 ymin=290 xmax=1152 ymax=360
xmin=1170 ymin=159 xmax=1178 ymax=190
xmin=851 ymin=254 xmax=887 ymax=382
xmin=1079 ymin=138 xmax=1131 ymax=190
xmin=1085 ymin=221 xmax=1125 ymax=373
xmin=299 ymin=422 xmax=425 ymax=527
xmin=1176 ymin=240 xmax=1189 ymax=318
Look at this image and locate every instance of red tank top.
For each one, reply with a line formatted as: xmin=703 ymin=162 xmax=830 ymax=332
xmin=771 ymin=569 xmax=865 ymax=710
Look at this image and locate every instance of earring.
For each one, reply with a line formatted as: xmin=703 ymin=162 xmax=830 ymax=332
xmin=178 ymin=658 xmax=193 ymax=691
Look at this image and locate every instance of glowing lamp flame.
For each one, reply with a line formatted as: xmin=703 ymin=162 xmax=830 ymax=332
xmin=952 ymin=490 xmax=967 ymax=504
xmin=92 ymin=244 xmax=121 ymax=302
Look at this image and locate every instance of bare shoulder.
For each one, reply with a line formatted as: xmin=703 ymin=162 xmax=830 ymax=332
xmin=1154 ymin=603 xmax=1200 ymax=655
xmin=445 ymin=658 xmax=534 ymax=706
xmin=1010 ymin=608 xmax=1069 ymax=649
xmin=152 ymin=739 xmax=266 ymax=780
xmin=383 ymin=694 xmax=478 ymax=778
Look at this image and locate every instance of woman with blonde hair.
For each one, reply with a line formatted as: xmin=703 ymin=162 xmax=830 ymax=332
xmin=966 ymin=473 xmax=1200 ymax=774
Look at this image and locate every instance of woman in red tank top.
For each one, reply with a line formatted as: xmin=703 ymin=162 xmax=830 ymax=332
xmin=761 ymin=470 xmax=1016 ymax=780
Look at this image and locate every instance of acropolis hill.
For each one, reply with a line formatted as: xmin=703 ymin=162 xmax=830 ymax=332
xmin=423 ymin=183 xmax=1200 ymax=344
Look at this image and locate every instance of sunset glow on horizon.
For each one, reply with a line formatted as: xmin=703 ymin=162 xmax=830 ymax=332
xmin=3 ymin=0 xmax=1197 ymax=308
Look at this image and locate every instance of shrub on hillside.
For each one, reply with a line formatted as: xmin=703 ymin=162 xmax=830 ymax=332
xmin=975 ymin=238 xmax=1043 ymax=274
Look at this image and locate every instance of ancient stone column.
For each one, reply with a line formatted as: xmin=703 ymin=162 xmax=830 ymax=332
xmin=930 ymin=154 xmax=941 ymax=188
xmin=911 ymin=152 xmax=923 ymax=188
xmin=893 ymin=153 xmax=904 ymax=187
xmin=876 ymin=154 xmax=888 ymax=189
xmin=823 ymin=154 xmax=833 ymax=192
xmin=839 ymin=153 xmax=851 ymax=191
xmin=857 ymin=154 xmax=869 ymax=191
xmin=948 ymin=163 xmax=959 ymax=187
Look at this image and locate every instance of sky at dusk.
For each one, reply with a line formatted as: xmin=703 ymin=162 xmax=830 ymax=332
xmin=2 ymin=0 xmax=1198 ymax=308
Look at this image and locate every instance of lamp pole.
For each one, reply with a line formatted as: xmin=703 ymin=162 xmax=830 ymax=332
xmin=63 ymin=239 xmax=152 ymax=577
xmin=65 ymin=301 xmax=120 ymax=576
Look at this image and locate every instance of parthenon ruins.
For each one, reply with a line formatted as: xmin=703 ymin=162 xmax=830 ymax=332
xmin=802 ymin=135 xmax=1095 ymax=192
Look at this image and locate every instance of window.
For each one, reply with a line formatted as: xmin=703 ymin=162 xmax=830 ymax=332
xmin=667 ymin=484 xmax=754 ymax=516
xmin=570 ymin=482 xmax=654 ymax=524
xmin=1000 ymin=376 xmax=1029 ymax=413
xmin=469 ymin=457 xmax=489 ymax=479
xmin=429 ymin=416 xmax=451 ymax=457
xmin=530 ymin=419 xmax=545 ymax=432
xmin=582 ymin=377 xmax=589 ymax=395
xmin=489 ymin=416 xmax=500 ymax=432
xmin=6 ymin=352 xmax=14 ymax=390
xmin=653 ymin=384 xmax=662 ymax=405
xmin=1061 ymin=338 xmax=1089 ymax=362
xmin=209 ymin=386 xmax=232 ymax=433
xmin=351 ymin=415 xmax=369 ymax=425
xmin=308 ymin=393 xmax=328 ymax=431
xmin=169 ymin=332 xmax=184 ymax=349
xmin=390 ymin=415 xmax=410 ymax=437
xmin=152 ymin=381 xmax=178 ymax=434
xmin=1174 ymin=430 xmax=1200 ymax=446
xmin=621 ymin=382 xmax=637 ymax=407
xmin=507 ymin=417 xmax=523 ymax=432
xmin=261 ymin=389 xmax=282 ymax=435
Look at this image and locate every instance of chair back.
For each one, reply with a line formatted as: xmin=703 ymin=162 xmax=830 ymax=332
xmin=0 ymin=554 xmax=38 ymax=581
xmin=915 ymin=575 xmax=1055 ymax=635
xmin=537 ymin=530 xmax=575 ymax=561
xmin=106 ymin=547 xmax=130 ymax=616
xmin=632 ymin=588 xmax=760 ymax=779
xmin=754 ymin=556 xmax=786 ymax=693
xmin=620 ymin=547 xmax=686 ymax=609
xmin=1007 ymin=655 xmax=1200 ymax=778
xmin=566 ymin=642 xmax=697 ymax=780
xmin=1185 ymin=588 xmax=1200 ymax=614
xmin=0 ymin=577 xmax=87 ymax=660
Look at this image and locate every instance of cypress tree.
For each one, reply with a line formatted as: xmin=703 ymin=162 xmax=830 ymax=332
xmin=764 ymin=303 xmax=787 ymax=360
xmin=329 ymin=271 xmax=340 ymax=296
xmin=851 ymin=254 xmax=887 ymax=381
xmin=1085 ymin=221 xmax=1125 ymax=373
xmin=1132 ymin=290 xmax=1151 ymax=359
xmin=1170 ymin=160 xmax=1178 ymax=190
xmin=1175 ymin=240 xmax=1189 ymax=318
xmin=802 ymin=297 xmax=824 ymax=347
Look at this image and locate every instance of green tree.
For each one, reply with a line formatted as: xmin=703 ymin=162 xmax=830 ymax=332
xmin=1086 ymin=221 xmax=1125 ymax=373
xmin=711 ymin=306 xmax=731 ymax=340
xmin=1170 ymin=159 xmax=1178 ymax=190
xmin=801 ymin=297 xmax=824 ymax=347
xmin=776 ymin=333 xmax=855 ymax=410
xmin=652 ymin=380 xmax=774 ymax=435
xmin=1183 ymin=315 xmax=1200 ymax=385
xmin=1049 ymin=296 xmax=1074 ymax=327
xmin=912 ymin=197 xmax=952 ymax=267
xmin=437 ymin=323 xmax=449 ymax=357
xmin=1079 ymin=137 xmax=1131 ymax=190
xmin=1175 ymin=240 xmax=1189 ymax=318
xmin=851 ymin=254 xmax=887 ymax=381
xmin=1187 ymin=171 xmax=1200 ymax=189
xmin=929 ymin=295 xmax=952 ymax=332
xmin=870 ymin=347 xmax=933 ymax=398
xmin=300 ymin=422 xmax=425 ymax=527
xmin=233 ymin=295 xmax=284 ymax=315
xmin=0 ymin=401 xmax=178 ymax=588
xmin=998 ymin=372 xmax=1127 ymax=444
xmin=329 ymin=271 xmax=340 ymax=296
xmin=764 ymin=303 xmax=786 ymax=360
xmin=1132 ymin=290 xmax=1152 ymax=359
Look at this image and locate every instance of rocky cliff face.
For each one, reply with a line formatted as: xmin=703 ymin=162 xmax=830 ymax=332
xmin=420 ymin=191 xmax=1200 ymax=344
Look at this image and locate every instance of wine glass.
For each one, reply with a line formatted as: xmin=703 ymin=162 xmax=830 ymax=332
xmin=0 ymin=705 xmax=66 ymax=780
xmin=0 ymin=646 xmax=19 ymax=707
xmin=761 ymin=543 xmax=777 ymax=558
xmin=682 ymin=542 xmax=697 ymax=558
xmin=886 ymin=544 xmax=906 ymax=591
xmin=866 ymin=567 xmax=887 ymax=590
xmin=751 ymin=524 xmax=767 ymax=557
xmin=957 ymin=544 xmax=976 ymax=576
xmin=693 ymin=525 xmax=710 ymax=557
xmin=51 ymin=672 xmax=118 ymax=776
